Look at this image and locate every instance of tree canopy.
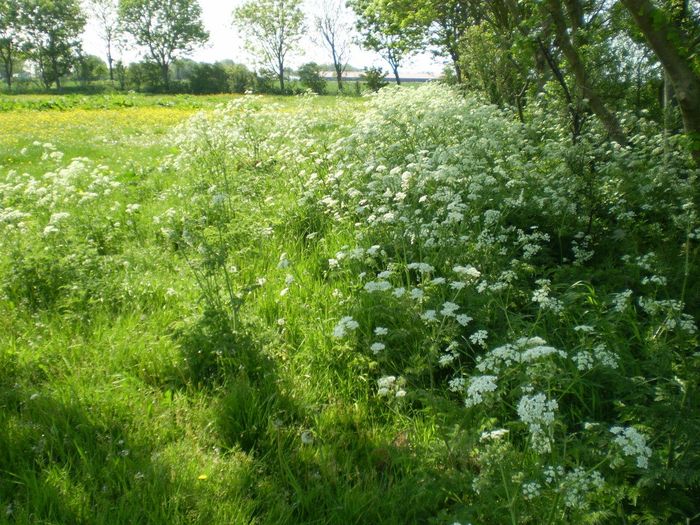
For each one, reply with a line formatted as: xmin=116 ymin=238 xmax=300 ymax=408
xmin=233 ymin=0 xmax=305 ymax=92
xmin=22 ymin=0 xmax=86 ymax=89
xmin=119 ymin=0 xmax=209 ymax=88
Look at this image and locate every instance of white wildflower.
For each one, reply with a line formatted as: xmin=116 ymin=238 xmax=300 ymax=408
xmin=370 ymin=342 xmax=385 ymax=354
xmin=480 ymin=428 xmax=509 ymax=442
xmin=453 ymin=265 xmax=481 ymax=279
xmin=456 ymin=314 xmax=473 ymax=326
xmin=333 ymin=316 xmax=359 ymax=338
xmin=469 ymin=330 xmax=488 ymax=348
xmin=517 ymin=393 xmax=558 ymax=453
xmin=440 ymin=301 xmax=459 ymax=317
xmin=464 ymin=375 xmax=498 ymax=407
xmin=610 ymin=426 xmax=652 ymax=469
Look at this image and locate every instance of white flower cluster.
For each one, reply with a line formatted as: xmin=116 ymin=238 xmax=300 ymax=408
xmin=521 ymin=481 xmax=541 ymax=500
xmin=572 ymin=344 xmax=619 ymax=371
xmin=610 ymin=426 xmax=652 ymax=469
xmin=333 ymin=316 xmax=359 ymax=338
xmin=610 ymin=289 xmax=633 ymax=313
xmin=377 ymin=375 xmax=406 ymax=398
xmin=464 ymin=375 xmax=498 ymax=407
xmin=532 ymin=279 xmax=564 ymax=314
xmin=542 ymin=465 xmax=604 ymax=510
xmin=479 ymin=428 xmax=509 ymax=442
xmin=517 ymin=393 xmax=558 ymax=453
xmin=476 ymin=337 xmax=565 ymax=374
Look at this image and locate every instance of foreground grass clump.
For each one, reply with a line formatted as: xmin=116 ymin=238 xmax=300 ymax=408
xmin=1 ymin=86 xmax=699 ymax=524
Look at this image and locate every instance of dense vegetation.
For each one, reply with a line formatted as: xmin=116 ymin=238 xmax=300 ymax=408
xmin=0 ymin=83 xmax=698 ymax=523
xmin=1 ymin=0 xmax=700 ymax=523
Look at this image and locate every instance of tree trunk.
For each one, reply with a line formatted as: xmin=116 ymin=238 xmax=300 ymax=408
xmin=53 ymin=56 xmax=61 ymax=90
xmin=546 ymin=0 xmax=627 ymax=145
xmin=335 ymin=67 xmax=343 ymax=92
xmin=392 ymin=65 xmax=400 ymax=85
xmin=278 ymin=62 xmax=284 ymax=92
xmin=161 ymin=62 xmax=169 ymax=90
xmin=2 ymin=58 xmax=11 ymax=91
xmin=453 ymin=57 xmax=462 ymax=84
xmin=537 ymin=38 xmax=583 ymax=140
xmin=107 ymin=42 xmax=114 ymax=82
xmin=621 ymin=0 xmax=700 ymax=164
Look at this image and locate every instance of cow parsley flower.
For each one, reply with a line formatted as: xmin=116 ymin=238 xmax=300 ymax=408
xmin=517 ymin=393 xmax=558 ymax=453
xmin=407 ymin=262 xmax=435 ymax=274
xmin=364 ymin=280 xmax=392 ymax=292
xmin=421 ymin=310 xmax=438 ymax=322
xmin=392 ymin=287 xmax=406 ymax=298
xmin=456 ymin=314 xmax=473 ymax=326
xmin=370 ymin=342 xmax=385 ymax=353
xmin=440 ymin=301 xmax=459 ymax=317
xmin=611 ymin=290 xmax=633 ymax=313
xmin=532 ymin=279 xmax=563 ymax=314
xmin=480 ymin=428 xmax=509 ymax=442
xmin=469 ymin=330 xmax=488 ymax=348
xmin=610 ymin=426 xmax=652 ymax=469
xmin=464 ymin=375 xmax=498 ymax=407
xmin=333 ymin=316 xmax=359 ymax=338
xmin=453 ymin=265 xmax=481 ymax=279
xmin=410 ymin=288 xmax=424 ymax=300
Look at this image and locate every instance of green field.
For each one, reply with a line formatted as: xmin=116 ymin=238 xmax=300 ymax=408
xmin=1 ymin=87 xmax=698 ymax=524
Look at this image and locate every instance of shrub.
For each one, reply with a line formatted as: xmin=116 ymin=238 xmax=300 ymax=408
xmin=189 ymin=63 xmax=229 ymax=94
xmin=361 ymin=66 xmax=388 ymax=92
xmin=297 ymin=62 xmax=326 ymax=95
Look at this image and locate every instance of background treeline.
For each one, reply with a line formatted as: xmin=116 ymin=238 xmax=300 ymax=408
xmin=0 ymin=0 xmax=389 ymax=96
xmin=0 ymin=53 xmax=378 ymax=95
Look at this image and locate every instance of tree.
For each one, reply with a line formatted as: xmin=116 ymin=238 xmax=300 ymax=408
xmin=0 ymin=0 xmax=23 ymax=91
xmin=119 ymin=0 xmax=209 ymax=89
xmin=233 ymin=0 xmax=305 ymax=92
xmin=361 ymin=65 xmax=388 ymax=91
xmin=372 ymin=0 xmax=481 ymax=84
xmin=298 ymin=61 xmax=326 ymax=94
xmin=621 ymin=0 xmax=700 ymax=164
xmin=23 ymin=0 xmax=87 ymax=89
xmin=348 ymin=0 xmax=420 ymax=84
xmin=85 ymin=0 xmax=121 ymax=82
xmin=189 ymin=62 xmax=229 ymax=94
xmin=544 ymin=0 xmax=627 ymax=145
xmin=74 ymin=54 xmax=108 ymax=85
xmin=314 ymin=0 xmax=352 ymax=92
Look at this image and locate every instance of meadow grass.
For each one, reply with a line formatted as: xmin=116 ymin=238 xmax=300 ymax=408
xmin=1 ymin=93 xmax=455 ymax=525
xmin=0 ymin=87 xmax=698 ymax=525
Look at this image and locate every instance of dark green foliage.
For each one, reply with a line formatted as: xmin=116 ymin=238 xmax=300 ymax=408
xmin=361 ymin=66 xmax=388 ymax=92
xmin=74 ymin=54 xmax=108 ymax=85
xmin=297 ymin=62 xmax=326 ymax=94
xmin=189 ymin=63 xmax=229 ymax=94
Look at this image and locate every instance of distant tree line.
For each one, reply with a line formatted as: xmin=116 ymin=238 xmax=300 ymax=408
xmin=0 ymin=0 xmax=393 ymax=94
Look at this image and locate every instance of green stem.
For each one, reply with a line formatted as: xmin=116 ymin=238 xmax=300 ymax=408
xmin=499 ymin=462 xmax=519 ymax=525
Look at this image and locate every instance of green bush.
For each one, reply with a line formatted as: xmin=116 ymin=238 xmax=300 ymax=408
xmin=189 ymin=63 xmax=229 ymax=94
xmin=361 ymin=66 xmax=388 ymax=92
xmin=297 ymin=62 xmax=326 ymax=95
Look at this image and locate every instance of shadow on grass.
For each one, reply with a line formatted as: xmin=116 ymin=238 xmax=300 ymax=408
xmin=0 ymin=378 xmax=257 ymax=525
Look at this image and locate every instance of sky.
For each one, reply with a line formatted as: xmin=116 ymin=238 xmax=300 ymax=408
xmin=80 ymin=0 xmax=446 ymax=75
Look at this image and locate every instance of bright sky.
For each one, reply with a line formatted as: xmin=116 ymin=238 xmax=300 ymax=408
xmin=80 ymin=0 xmax=445 ymax=74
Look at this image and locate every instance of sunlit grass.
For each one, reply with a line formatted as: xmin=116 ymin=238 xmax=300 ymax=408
xmin=1 ymin=87 xmax=697 ymax=524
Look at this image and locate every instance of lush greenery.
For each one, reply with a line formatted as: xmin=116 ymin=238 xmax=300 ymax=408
xmin=1 ymin=83 xmax=698 ymax=524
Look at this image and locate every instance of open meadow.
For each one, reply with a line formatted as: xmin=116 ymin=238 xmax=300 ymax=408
xmin=1 ymin=86 xmax=699 ymax=524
